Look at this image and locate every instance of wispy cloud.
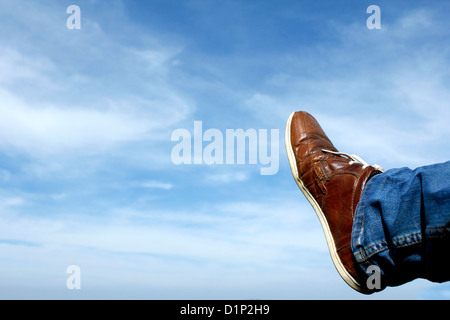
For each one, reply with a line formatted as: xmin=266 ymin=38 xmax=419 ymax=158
xmin=132 ymin=180 xmax=174 ymax=190
xmin=0 ymin=88 xmax=152 ymax=154
xmin=0 ymin=196 xmax=25 ymax=210
xmin=205 ymin=171 xmax=249 ymax=183
xmin=0 ymin=1 xmax=193 ymax=159
xmin=0 ymin=239 xmax=40 ymax=247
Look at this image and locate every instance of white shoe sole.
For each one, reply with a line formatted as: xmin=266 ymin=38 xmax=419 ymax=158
xmin=284 ymin=112 xmax=362 ymax=292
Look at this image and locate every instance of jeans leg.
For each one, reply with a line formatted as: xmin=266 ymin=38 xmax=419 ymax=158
xmin=351 ymin=161 xmax=450 ymax=290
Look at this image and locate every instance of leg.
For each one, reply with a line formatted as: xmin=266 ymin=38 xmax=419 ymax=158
xmin=352 ymin=161 xmax=450 ymax=290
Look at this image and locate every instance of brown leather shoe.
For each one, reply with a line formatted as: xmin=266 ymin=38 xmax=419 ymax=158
xmin=285 ymin=111 xmax=384 ymax=293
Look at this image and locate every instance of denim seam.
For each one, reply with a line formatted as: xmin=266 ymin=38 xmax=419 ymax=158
xmin=391 ymin=232 xmax=422 ymax=248
xmin=426 ymin=226 xmax=450 ymax=231
xmin=354 ymin=214 xmax=389 ymax=263
xmin=425 ymin=227 xmax=450 ymax=240
xmin=356 ymin=232 xmax=427 ymax=263
xmin=355 ymin=216 xmax=366 ymax=260
xmin=354 ymin=240 xmax=389 ymax=263
xmin=354 ymin=209 xmax=390 ymax=263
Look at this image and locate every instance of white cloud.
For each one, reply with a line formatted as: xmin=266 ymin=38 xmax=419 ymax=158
xmin=397 ymin=8 xmax=434 ymax=33
xmin=133 ymin=180 xmax=174 ymax=190
xmin=0 ymin=190 xmax=321 ymax=260
xmin=0 ymin=3 xmax=193 ymax=157
xmin=0 ymin=196 xmax=25 ymax=210
xmin=0 ymin=88 xmax=153 ymax=154
xmin=205 ymin=171 xmax=249 ymax=183
xmin=0 ymin=47 xmax=54 ymax=85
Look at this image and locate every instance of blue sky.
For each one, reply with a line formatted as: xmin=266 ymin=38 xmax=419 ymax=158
xmin=0 ymin=0 xmax=449 ymax=299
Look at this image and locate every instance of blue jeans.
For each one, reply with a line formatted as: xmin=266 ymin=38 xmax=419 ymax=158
xmin=352 ymin=161 xmax=450 ymax=291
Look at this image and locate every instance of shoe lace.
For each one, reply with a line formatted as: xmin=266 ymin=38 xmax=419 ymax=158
xmin=322 ymin=149 xmax=386 ymax=173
